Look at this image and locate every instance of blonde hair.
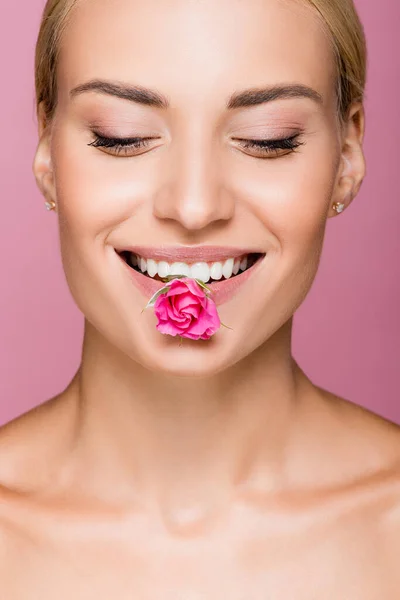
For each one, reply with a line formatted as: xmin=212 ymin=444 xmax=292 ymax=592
xmin=35 ymin=0 xmax=367 ymax=125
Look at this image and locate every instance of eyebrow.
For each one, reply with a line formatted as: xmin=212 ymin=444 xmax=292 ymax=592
xmin=70 ymin=79 xmax=323 ymax=110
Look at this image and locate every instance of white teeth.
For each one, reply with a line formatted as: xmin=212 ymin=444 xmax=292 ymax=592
xmin=157 ymin=261 xmax=170 ymax=278
xmin=129 ymin=253 xmax=253 ymax=280
xmin=210 ymin=262 xmax=223 ymax=281
xmin=190 ymin=262 xmax=210 ymax=283
xmin=222 ymin=258 xmax=234 ymax=279
xmin=146 ymin=258 xmax=158 ymax=278
xmin=170 ymin=262 xmax=191 ymax=277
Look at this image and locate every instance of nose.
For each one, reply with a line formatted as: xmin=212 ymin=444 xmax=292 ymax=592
xmin=152 ymin=141 xmax=235 ymax=231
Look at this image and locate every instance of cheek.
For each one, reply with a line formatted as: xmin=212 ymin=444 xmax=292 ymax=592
xmin=51 ymin=124 xmax=151 ymax=240
xmin=50 ymin=125 xmax=151 ymax=294
xmin=221 ymin=133 xmax=339 ymax=339
xmin=49 ymin=126 xmax=124 ymax=314
xmin=233 ymin=132 xmax=338 ymax=260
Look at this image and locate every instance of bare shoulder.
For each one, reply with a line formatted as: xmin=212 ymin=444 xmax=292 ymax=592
xmin=315 ymin=387 xmax=400 ymax=519
xmin=0 ymin=391 xmax=76 ymax=490
xmin=319 ymin=387 xmax=400 ymax=465
xmin=0 ymin=389 xmax=77 ymax=514
xmin=0 ymin=391 xmax=77 ymax=571
xmin=299 ymin=386 xmax=400 ymax=572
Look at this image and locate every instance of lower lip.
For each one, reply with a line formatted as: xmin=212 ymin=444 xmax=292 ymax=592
xmin=117 ymin=252 xmax=265 ymax=305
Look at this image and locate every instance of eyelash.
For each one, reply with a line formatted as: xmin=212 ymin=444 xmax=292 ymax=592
xmin=233 ymin=135 xmax=304 ymax=157
xmin=88 ymin=133 xmax=304 ymax=158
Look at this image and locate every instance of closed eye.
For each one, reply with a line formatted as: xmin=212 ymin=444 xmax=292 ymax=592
xmin=231 ymin=134 xmax=305 ymax=158
xmin=88 ymin=134 xmax=157 ymax=157
xmin=88 ymin=133 xmax=305 ymax=158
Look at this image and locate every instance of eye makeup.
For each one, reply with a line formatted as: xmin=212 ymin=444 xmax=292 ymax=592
xmin=87 ymin=130 xmax=305 ymax=159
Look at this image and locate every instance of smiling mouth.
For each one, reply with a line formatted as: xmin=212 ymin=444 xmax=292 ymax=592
xmin=116 ymin=250 xmax=265 ymax=283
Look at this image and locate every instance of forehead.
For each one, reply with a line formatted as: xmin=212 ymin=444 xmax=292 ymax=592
xmin=58 ymin=0 xmax=336 ymax=111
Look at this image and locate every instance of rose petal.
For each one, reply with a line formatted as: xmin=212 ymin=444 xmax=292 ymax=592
xmin=166 ymin=278 xmax=206 ymax=302
xmin=171 ymin=293 xmax=189 ymax=314
xmin=154 ymin=298 xmax=182 ymax=326
xmin=173 ymin=292 xmax=200 ymax=312
xmin=203 ymin=297 xmax=221 ymax=325
xmin=153 ymin=297 xmax=170 ymax=320
xmin=151 ymin=277 xmax=220 ymax=340
xmin=189 ymin=297 xmax=220 ymax=329
xmin=180 ymin=278 xmax=208 ymax=298
xmin=185 ymin=313 xmax=217 ymax=337
xmin=171 ymin=286 xmax=204 ymax=321
xmin=200 ymin=331 xmax=212 ymax=340
xmin=166 ymin=301 xmax=187 ymax=323
xmin=156 ymin=320 xmax=183 ymax=336
xmin=164 ymin=280 xmax=194 ymax=297
xmin=179 ymin=330 xmax=203 ymax=340
xmin=181 ymin=304 xmax=201 ymax=319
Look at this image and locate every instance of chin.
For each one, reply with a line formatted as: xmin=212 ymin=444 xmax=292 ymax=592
xmin=132 ymin=327 xmax=244 ymax=378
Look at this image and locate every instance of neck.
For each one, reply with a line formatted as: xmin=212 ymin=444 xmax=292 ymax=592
xmin=65 ymin=318 xmax=314 ymax=530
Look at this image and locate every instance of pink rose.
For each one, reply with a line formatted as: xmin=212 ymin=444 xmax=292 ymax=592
xmin=153 ymin=278 xmax=221 ymax=340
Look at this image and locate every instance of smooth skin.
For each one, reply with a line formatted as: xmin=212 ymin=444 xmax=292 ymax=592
xmin=1 ymin=0 xmax=400 ymax=597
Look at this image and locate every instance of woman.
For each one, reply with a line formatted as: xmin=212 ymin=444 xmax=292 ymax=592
xmin=0 ymin=0 xmax=399 ymax=596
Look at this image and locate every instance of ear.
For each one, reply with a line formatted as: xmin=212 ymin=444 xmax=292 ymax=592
xmin=33 ymin=103 xmax=57 ymax=209
xmin=329 ymin=102 xmax=366 ymax=217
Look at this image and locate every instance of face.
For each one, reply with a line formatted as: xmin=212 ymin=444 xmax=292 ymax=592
xmin=34 ymin=0 xmax=364 ymax=376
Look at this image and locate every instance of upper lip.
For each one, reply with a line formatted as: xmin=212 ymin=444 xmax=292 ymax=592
xmin=115 ymin=245 xmax=264 ymax=263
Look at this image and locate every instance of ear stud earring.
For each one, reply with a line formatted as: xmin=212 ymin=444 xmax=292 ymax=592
xmin=332 ymin=201 xmax=345 ymax=214
xmin=44 ymin=200 xmax=56 ymax=211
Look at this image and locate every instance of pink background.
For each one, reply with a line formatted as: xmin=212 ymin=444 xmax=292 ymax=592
xmin=0 ymin=1 xmax=399 ymax=426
